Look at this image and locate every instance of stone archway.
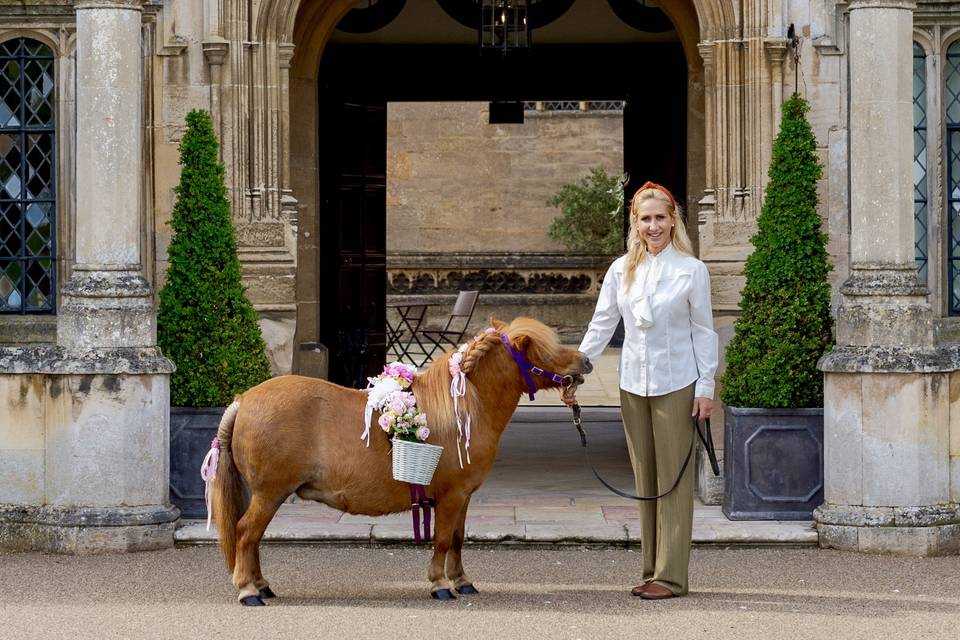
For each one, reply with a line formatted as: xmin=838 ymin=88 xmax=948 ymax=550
xmin=204 ymin=0 xmax=780 ymax=370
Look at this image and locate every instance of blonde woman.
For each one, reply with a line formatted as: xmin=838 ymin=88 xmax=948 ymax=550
xmin=563 ymin=181 xmax=718 ymax=599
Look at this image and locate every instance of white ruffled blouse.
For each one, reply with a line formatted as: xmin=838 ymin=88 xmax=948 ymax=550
xmin=578 ymin=245 xmax=719 ymax=399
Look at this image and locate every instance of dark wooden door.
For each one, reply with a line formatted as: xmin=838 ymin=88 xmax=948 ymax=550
xmin=319 ymin=94 xmax=387 ymax=388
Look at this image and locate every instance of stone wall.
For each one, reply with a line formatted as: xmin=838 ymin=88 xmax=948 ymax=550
xmin=387 ymin=102 xmax=623 ymax=253
xmin=387 ymin=252 xmax=614 ymax=344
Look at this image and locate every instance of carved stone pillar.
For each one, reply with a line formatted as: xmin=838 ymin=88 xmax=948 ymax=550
xmin=817 ymin=0 xmax=960 ymax=555
xmin=202 ymin=37 xmax=229 ymax=154
xmin=0 ymin=0 xmax=177 ymax=553
xmin=764 ymin=39 xmax=788 ymax=144
xmin=697 ymin=41 xmax=716 ymax=225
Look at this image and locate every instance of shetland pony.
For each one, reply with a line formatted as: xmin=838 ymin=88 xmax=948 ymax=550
xmin=211 ymin=317 xmax=588 ymax=604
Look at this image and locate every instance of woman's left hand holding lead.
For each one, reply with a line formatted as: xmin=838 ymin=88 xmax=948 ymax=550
xmin=691 ymin=397 xmax=713 ymax=421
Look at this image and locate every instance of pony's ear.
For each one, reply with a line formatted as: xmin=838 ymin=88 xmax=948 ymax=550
xmin=513 ymin=334 xmax=531 ymax=350
xmin=489 ymin=317 xmax=507 ymax=332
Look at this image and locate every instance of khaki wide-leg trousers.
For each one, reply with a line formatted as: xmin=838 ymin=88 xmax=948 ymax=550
xmin=619 ymin=383 xmax=696 ymax=595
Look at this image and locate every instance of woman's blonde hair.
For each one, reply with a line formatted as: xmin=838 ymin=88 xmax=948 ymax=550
xmin=623 ymin=184 xmax=694 ymax=289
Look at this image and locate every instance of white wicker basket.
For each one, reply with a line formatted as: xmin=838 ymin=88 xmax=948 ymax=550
xmin=392 ymin=439 xmax=444 ymax=485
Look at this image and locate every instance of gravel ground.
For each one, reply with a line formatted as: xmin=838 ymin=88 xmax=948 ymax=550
xmin=2 ymin=545 xmax=959 ymax=640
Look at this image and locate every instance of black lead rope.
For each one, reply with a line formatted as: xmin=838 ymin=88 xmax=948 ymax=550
xmin=571 ymin=402 xmax=720 ymax=501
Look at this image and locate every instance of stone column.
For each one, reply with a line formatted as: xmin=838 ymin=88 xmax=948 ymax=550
xmin=0 ymin=0 xmax=177 ymax=553
xmin=59 ymin=0 xmax=155 ymax=348
xmin=816 ymin=0 xmax=960 ymax=555
xmin=696 ymin=41 xmax=716 ymax=224
xmin=764 ymin=39 xmax=787 ymax=141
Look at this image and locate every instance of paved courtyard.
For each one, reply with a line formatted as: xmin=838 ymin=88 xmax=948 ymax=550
xmin=3 ymin=546 xmax=958 ymax=640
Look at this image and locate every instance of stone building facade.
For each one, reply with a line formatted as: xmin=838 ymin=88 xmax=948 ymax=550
xmin=1 ymin=0 xmax=960 ymax=555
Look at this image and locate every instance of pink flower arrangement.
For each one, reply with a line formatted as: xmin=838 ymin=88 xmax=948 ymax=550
xmin=377 ymin=392 xmax=429 ymax=443
xmin=381 ymin=362 xmax=416 ymax=386
xmin=365 ymin=363 xmax=428 ymax=444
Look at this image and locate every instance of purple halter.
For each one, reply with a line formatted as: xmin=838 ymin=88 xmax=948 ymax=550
xmin=499 ymin=333 xmax=574 ymax=400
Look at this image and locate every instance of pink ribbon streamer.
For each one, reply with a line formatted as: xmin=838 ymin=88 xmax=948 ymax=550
xmin=199 ymin=438 xmax=219 ymax=531
xmin=450 ymin=370 xmax=472 ymax=467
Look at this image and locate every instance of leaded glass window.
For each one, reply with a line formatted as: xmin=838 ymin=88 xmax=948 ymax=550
xmin=914 ymin=42 xmax=928 ymax=284
xmin=947 ymin=40 xmax=960 ymax=313
xmin=0 ymin=38 xmax=55 ymax=314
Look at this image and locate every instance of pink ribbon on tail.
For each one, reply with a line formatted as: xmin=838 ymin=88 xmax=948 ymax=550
xmin=199 ymin=438 xmax=220 ymax=531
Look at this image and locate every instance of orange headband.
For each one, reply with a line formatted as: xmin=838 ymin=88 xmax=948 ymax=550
xmin=635 ymin=181 xmax=677 ymax=213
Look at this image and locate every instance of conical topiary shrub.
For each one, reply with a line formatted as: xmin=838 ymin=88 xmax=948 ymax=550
xmin=720 ymin=94 xmax=833 ymax=408
xmin=158 ymin=109 xmax=271 ymax=407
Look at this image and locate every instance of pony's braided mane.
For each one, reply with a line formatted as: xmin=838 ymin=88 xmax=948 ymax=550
xmin=459 ymin=331 xmax=501 ymax=374
xmin=409 ymin=329 xmax=502 ymax=442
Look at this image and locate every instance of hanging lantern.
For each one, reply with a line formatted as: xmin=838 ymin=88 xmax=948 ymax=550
xmin=480 ymin=0 xmax=531 ymax=55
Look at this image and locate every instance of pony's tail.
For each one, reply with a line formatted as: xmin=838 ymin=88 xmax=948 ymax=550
xmin=211 ymin=399 xmax=246 ymax=572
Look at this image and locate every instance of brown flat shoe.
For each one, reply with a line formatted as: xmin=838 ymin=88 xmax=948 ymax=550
xmin=630 ymin=583 xmax=651 ymax=596
xmin=639 ymin=583 xmax=676 ymax=600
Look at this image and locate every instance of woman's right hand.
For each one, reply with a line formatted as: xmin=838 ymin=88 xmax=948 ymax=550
xmin=560 ymin=386 xmax=578 ymax=407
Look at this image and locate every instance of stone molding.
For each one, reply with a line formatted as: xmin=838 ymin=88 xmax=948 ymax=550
xmin=815 ymin=503 xmax=960 ymax=528
xmin=59 ymin=266 xmax=154 ymax=298
xmin=387 ymin=253 xmax=611 ymax=296
xmin=839 ymin=266 xmax=930 ymax=297
xmin=848 ymin=0 xmax=916 ymax=10
xmin=818 ymin=345 xmax=960 ymax=372
xmin=387 ymin=252 xmax=612 ymax=270
xmin=0 ymin=504 xmax=179 ymax=528
xmin=0 ymin=345 xmax=175 ymax=374
xmin=202 ymin=37 xmax=229 ymax=65
xmin=278 ymin=41 xmax=295 ymax=68
xmin=74 ymin=0 xmax=145 ymax=10
xmin=0 ymin=504 xmax=178 ymax=553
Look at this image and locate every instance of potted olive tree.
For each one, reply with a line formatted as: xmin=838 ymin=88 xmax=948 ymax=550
xmin=719 ymin=95 xmax=833 ymax=520
xmin=549 ymin=167 xmax=627 ymax=348
xmin=547 ymin=166 xmax=625 ymax=255
xmin=159 ymin=110 xmax=272 ymax=518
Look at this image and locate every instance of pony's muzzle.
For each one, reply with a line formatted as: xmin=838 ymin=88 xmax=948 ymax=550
xmin=580 ymin=355 xmax=594 ymax=375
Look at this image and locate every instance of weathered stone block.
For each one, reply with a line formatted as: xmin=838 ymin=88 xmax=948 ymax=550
xmin=258 ymin=314 xmax=295 ymax=375
xmin=44 ymin=374 xmax=171 ymax=508
xmin=0 ymin=450 xmax=44 ymax=504
xmin=860 ymin=373 xmax=950 ymax=506
xmin=234 ymin=222 xmax=286 ymax=248
xmin=816 ymin=523 xmax=858 ymax=551
xmin=857 ymin=525 xmax=938 ymax=556
xmin=952 ymin=456 xmax=960 ymax=503
xmin=0 ymin=505 xmax=178 ymax=554
xmin=823 ymin=373 xmax=863 ymax=505
xmin=696 ymin=445 xmax=723 ymax=506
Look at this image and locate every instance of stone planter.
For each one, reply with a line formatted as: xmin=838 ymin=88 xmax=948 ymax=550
xmin=170 ymin=406 xmax=226 ymax=519
xmin=722 ymin=406 xmax=824 ymax=520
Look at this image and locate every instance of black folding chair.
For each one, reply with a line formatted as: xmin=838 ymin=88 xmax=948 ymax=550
xmin=416 ymin=290 xmax=480 ymax=364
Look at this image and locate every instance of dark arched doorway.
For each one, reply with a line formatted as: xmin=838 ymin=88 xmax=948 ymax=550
xmin=318 ymin=43 xmax=686 ymax=387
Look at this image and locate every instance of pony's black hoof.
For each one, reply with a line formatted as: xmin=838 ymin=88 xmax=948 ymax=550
xmin=456 ymin=584 xmax=479 ymax=595
xmin=431 ymin=589 xmax=456 ymax=601
xmin=259 ymin=587 xmax=277 ymax=599
xmin=240 ymin=595 xmax=266 ymax=607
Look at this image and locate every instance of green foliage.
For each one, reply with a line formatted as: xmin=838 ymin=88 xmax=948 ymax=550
xmin=547 ymin=167 xmax=625 ymax=254
xmin=158 ymin=110 xmax=271 ymax=407
xmin=720 ymin=94 xmax=833 ymax=408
